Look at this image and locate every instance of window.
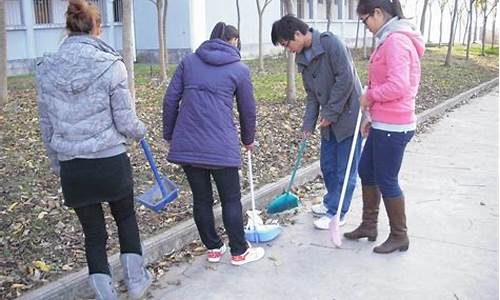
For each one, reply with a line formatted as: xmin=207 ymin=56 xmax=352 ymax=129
xmin=34 ymin=0 xmax=52 ymax=24
xmin=113 ymin=0 xmax=123 ymax=23
xmin=6 ymin=0 xmax=23 ymax=26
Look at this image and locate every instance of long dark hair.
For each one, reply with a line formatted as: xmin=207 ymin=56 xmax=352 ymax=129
xmin=357 ymin=0 xmax=405 ymax=19
xmin=210 ymin=22 xmax=241 ymax=50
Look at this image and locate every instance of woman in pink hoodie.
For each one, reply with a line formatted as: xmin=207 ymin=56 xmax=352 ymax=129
xmin=344 ymin=0 xmax=425 ymax=254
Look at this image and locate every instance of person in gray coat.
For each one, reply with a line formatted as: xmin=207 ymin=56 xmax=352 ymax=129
xmin=271 ymin=15 xmax=363 ymax=230
xmin=35 ymin=1 xmax=150 ymax=299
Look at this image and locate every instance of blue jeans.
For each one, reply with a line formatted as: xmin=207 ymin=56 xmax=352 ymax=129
xmin=358 ymin=128 xmax=415 ymax=198
xmin=182 ymin=166 xmax=248 ymax=256
xmin=320 ymin=133 xmax=362 ymax=218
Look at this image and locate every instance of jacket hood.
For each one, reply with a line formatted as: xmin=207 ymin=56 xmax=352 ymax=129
xmin=375 ymin=17 xmax=425 ymax=58
xmin=195 ymin=39 xmax=241 ymax=66
xmin=38 ymin=34 xmax=121 ymax=93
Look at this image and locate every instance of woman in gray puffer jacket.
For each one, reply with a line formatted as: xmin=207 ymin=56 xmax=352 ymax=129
xmin=35 ymin=1 xmax=150 ymax=299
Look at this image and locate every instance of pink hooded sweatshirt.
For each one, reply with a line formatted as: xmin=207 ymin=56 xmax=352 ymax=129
xmin=366 ymin=18 xmax=425 ymax=125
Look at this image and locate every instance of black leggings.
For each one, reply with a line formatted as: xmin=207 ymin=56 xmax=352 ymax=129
xmin=182 ymin=166 xmax=248 ymax=256
xmin=74 ymin=194 xmax=141 ymax=275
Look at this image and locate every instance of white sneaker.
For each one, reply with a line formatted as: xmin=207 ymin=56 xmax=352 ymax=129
xmin=207 ymin=244 xmax=227 ymax=263
xmin=313 ymin=215 xmax=346 ymax=230
xmin=231 ymin=246 xmax=265 ymax=266
xmin=311 ymin=203 xmax=328 ymax=216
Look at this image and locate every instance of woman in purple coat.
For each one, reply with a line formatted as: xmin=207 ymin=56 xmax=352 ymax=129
xmin=163 ymin=22 xmax=265 ymax=265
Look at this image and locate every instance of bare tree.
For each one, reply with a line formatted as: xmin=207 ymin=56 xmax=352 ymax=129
xmin=473 ymin=0 xmax=479 ymax=41
xmin=420 ymin=0 xmax=430 ymax=34
xmin=466 ymin=0 xmax=477 ymax=60
xmin=427 ymin=0 xmax=434 ymax=43
xmin=122 ymin=0 xmax=136 ymax=102
xmin=463 ymin=0 xmax=472 ymax=44
xmin=480 ymin=0 xmax=498 ymax=55
xmin=363 ymin=27 xmax=368 ymax=59
xmin=326 ymin=0 xmax=332 ymax=32
xmin=256 ymin=0 xmax=273 ymax=72
xmin=355 ymin=18 xmax=361 ymax=49
xmin=163 ymin=0 xmax=169 ymax=76
xmin=0 ymin=0 xmax=7 ymax=107
xmin=153 ymin=0 xmax=167 ymax=82
xmin=283 ymin=0 xmax=296 ymax=104
xmin=438 ymin=0 xmax=449 ymax=47
xmin=445 ymin=0 xmax=460 ymax=66
xmin=491 ymin=1 xmax=498 ymax=48
xmin=236 ymin=0 xmax=241 ymax=33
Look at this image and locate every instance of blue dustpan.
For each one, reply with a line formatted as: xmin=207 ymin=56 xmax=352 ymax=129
xmin=136 ymin=139 xmax=178 ymax=213
xmin=245 ymin=224 xmax=282 ymax=243
xmin=245 ymin=151 xmax=281 ymax=243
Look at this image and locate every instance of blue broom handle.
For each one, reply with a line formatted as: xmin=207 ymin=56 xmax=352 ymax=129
xmin=140 ymin=138 xmax=168 ymax=197
xmin=286 ymin=139 xmax=308 ymax=193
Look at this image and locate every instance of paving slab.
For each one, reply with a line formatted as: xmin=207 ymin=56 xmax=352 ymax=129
xmin=148 ymin=88 xmax=499 ymax=300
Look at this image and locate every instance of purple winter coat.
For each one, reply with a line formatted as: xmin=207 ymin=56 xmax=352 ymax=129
xmin=163 ymin=39 xmax=256 ymax=167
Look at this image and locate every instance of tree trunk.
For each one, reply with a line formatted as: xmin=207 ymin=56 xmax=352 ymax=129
xmin=420 ymin=0 xmax=430 ymax=34
xmin=427 ymin=4 xmax=433 ymax=43
xmin=363 ymin=27 xmax=368 ymax=59
xmin=163 ymin=0 xmax=169 ymax=78
xmin=157 ymin=0 xmax=166 ymax=83
xmin=326 ymin=0 xmax=332 ymax=32
xmin=473 ymin=3 xmax=478 ymax=42
xmin=236 ymin=0 xmax=241 ymax=33
xmin=466 ymin=0 xmax=475 ymax=61
xmin=355 ymin=18 xmax=360 ymax=49
xmin=453 ymin=10 xmax=460 ymax=45
xmin=0 ymin=0 xmax=7 ymax=108
xmin=445 ymin=0 xmax=459 ymax=66
xmin=481 ymin=14 xmax=488 ymax=55
xmin=492 ymin=6 xmax=497 ymax=48
xmin=371 ymin=34 xmax=377 ymax=53
xmin=463 ymin=7 xmax=470 ymax=45
xmin=283 ymin=0 xmax=296 ymax=104
xmin=122 ymin=0 xmax=135 ymax=102
xmin=258 ymin=12 xmax=264 ymax=72
xmin=256 ymin=0 xmax=272 ymax=73
xmin=439 ymin=10 xmax=444 ymax=47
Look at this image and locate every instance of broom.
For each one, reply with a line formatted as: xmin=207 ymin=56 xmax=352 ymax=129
xmin=330 ymin=108 xmax=363 ymax=247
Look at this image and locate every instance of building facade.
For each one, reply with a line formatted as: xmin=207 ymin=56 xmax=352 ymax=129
xmin=5 ymin=0 xmax=365 ymax=75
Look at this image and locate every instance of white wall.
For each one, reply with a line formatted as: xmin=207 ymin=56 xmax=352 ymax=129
xmin=205 ymin=0 xmax=283 ymax=58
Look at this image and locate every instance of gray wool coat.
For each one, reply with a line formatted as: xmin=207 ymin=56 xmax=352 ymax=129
xmin=296 ymin=29 xmax=362 ymax=142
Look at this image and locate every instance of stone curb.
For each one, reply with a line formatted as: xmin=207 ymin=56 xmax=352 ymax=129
xmin=18 ymin=78 xmax=498 ymax=300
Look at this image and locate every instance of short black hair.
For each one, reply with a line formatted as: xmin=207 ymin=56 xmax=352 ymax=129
xmin=357 ymin=0 xmax=405 ymax=19
xmin=271 ymin=15 xmax=309 ymax=46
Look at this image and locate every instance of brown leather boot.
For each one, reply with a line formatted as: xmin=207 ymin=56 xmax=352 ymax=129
xmin=373 ymin=195 xmax=409 ymax=254
xmin=344 ymin=185 xmax=381 ymax=241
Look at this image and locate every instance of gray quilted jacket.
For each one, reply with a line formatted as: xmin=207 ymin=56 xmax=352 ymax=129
xmin=36 ymin=34 xmax=146 ymax=172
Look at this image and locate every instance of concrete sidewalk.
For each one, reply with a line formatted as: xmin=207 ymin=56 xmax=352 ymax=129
xmin=147 ymin=89 xmax=499 ymax=300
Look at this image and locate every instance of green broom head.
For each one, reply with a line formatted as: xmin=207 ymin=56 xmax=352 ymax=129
xmin=266 ymin=192 xmax=299 ymax=214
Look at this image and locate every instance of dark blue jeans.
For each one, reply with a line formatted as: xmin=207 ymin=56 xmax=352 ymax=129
xmin=182 ymin=166 xmax=247 ymax=256
xmin=358 ymin=128 xmax=415 ymax=198
xmin=320 ymin=133 xmax=362 ymax=218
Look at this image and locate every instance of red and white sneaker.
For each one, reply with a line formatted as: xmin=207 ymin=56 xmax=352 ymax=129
xmin=231 ymin=246 xmax=265 ymax=266
xmin=207 ymin=244 xmax=227 ymax=263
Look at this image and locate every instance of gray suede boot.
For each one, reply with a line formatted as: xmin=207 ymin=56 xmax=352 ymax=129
xmin=120 ymin=253 xmax=152 ymax=299
xmin=88 ymin=273 xmax=118 ymax=300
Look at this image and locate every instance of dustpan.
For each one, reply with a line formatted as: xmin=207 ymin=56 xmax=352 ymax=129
xmin=244 ymin=151 xmax=281 ymax=243
xmin=266 ymin=139 xmax=307 ymax=214
xmin=330 ymin=108 xmax=363 ymax=247
xmin=136 ymin=138 xmax=178 ymax=213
